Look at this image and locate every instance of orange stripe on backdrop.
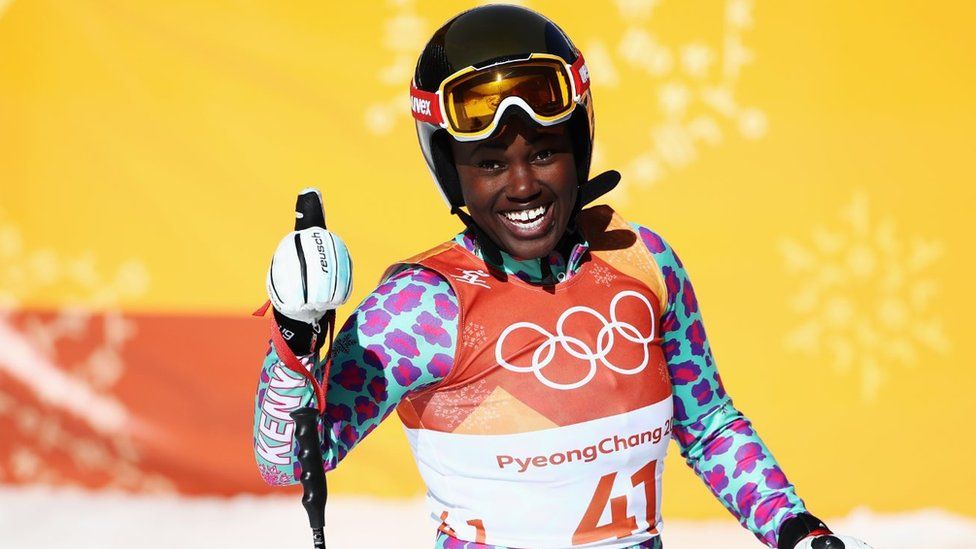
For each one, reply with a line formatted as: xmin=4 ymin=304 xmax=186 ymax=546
xmin=0 ymin=311 xmax=284 ymax=495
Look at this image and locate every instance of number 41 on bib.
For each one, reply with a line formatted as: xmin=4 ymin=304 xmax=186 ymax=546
xmin=573 ymin=459 xmax=659 ymax=545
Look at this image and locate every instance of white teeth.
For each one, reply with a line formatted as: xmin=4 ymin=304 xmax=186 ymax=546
xmin=502 ymin=205 xmax=546 ymax=223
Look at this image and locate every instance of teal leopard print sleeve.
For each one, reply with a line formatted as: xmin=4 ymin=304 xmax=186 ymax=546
xmin=253 ymin=265 xmax=458 ymax=481
xmin=634 ymin=223 xmax=808 ymax=548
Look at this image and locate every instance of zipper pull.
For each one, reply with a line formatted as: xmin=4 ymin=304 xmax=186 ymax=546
xmin=309 ymin=318 xmax=322 ymax=358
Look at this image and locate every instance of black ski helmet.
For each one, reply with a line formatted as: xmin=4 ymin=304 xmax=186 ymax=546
xmin=411 ymin=4 xmax=596 ymax=211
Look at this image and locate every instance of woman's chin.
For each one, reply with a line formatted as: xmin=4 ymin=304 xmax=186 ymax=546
xmin=476 ymin=208 xmax=569 ymax=260
xmin=496 ymin=229 xmax=563 ymax=261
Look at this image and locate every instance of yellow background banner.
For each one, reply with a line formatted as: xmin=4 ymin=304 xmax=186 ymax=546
xmin=1 ymin=0 xmax=973 ymax=519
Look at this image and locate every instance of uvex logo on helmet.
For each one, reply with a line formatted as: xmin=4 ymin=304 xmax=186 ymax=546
xmin=412 ymin=96 xmax=432 ymax=116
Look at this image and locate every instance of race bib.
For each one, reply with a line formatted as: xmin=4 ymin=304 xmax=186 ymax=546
xmin=405 ymin=398 xmax=672 ymax=548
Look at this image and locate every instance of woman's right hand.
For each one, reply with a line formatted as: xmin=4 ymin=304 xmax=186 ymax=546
xmin=266 ymin=188 xmax=353 ymax=326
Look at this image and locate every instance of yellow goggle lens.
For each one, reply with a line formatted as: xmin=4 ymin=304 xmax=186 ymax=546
xmin=444 ymin=60 xmax=572 ymax=135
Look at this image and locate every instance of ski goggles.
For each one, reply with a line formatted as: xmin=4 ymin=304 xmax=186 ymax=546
xmin=410 ymin=52 xmax=590 ymax=141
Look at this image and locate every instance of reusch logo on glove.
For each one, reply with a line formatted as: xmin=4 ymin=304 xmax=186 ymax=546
xmin=312 ymin=231 xmax=329 ymax=273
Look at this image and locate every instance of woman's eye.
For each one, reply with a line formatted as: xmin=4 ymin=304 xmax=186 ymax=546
xmin=478 ymin=160 xmax=503 ymax=171
xmin=534 ymin=149 xmax=554 ymax=161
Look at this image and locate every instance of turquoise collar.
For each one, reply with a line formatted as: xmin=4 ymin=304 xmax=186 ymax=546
xmin=454 ymin=231 xmax=590 ymax=284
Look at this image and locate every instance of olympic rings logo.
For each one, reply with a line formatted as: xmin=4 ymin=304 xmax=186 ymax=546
xmin=494 ymin=291 xmax=657 ymax=390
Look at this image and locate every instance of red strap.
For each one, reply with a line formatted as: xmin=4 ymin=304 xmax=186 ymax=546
xmin=802 ymin=528 xmax=833 ymax=540
xmin=252 ymin=300 xmax=272 ymax=317
xmin=254 ymin=301 xmax=329 ymax=415
xmin=270 ymin=318 xmax=327 ymax=414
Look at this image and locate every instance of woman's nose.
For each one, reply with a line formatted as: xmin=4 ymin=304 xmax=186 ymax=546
xmin=504 ymin=161 xmax=541 ymax=203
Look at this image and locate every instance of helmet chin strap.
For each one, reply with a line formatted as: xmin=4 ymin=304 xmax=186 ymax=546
xmin=451 ymin=170 xmax=620 ymax=286
xmin=577 ymin=170 xmax=621 ymax=210
xmin=563 ymin=169 xmax=622 ymax=244
xmin=451 ymin=206 xmax=508 ymax=281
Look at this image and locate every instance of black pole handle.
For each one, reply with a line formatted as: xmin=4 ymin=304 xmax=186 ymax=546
xmin=291 ymin=406 xmax=327 ymax=549
xmin=295 ymin=188 xmax=327 ymax=231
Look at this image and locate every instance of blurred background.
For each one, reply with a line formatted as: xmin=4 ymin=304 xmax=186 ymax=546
xmin=1 ymin=0 xmax=974 ymax=547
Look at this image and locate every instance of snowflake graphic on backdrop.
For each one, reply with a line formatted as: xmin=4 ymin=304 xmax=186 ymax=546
xmin=779 ymin=191 xmax=949 ymax=401
xmin=584 ymin=0 xmax=766 ymax=201
xmin=0 ymin=210 xmax=172 ymax=491
xmin=364 ymin=0 xmax=766 ymax=203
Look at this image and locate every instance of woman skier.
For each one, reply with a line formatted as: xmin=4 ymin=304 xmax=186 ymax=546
xmin=253 ymin=5 xmax=871 ymax=549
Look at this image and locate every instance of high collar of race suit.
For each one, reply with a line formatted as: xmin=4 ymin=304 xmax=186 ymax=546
xmin=454 ymin=229 xmax=591 ymax=285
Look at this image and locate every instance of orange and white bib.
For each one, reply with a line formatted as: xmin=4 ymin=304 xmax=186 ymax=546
xmin=389 ymin=206 xmax=672 ymax=548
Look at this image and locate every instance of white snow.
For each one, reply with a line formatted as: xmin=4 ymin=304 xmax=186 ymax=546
xmin=0 ymin=486 xmax=973 ymax=548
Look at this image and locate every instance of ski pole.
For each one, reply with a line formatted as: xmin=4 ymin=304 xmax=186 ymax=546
xmin=291 ymin=406 xmax=327 ymax=549
xmin=289 ymin=188 xmax=332 ymax=549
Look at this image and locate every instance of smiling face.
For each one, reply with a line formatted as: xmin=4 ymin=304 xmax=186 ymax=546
xmin=449 ymin=117 xmax=578 ymax=260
